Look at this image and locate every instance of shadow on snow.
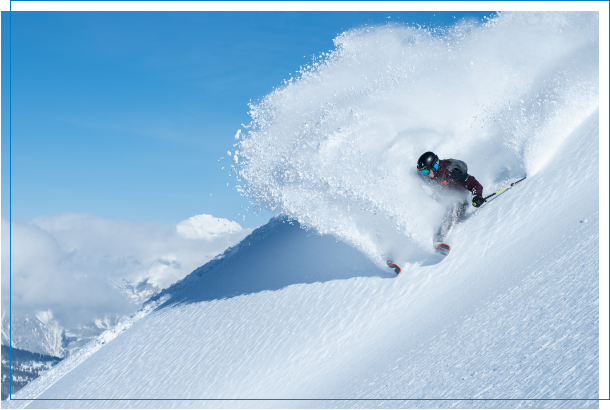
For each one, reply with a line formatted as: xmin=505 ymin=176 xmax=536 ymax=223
xmin=150 ymin=217 xmax=392 ymax=309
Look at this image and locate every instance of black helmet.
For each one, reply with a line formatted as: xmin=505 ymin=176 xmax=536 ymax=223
xmin=417 ymin=151 xmax=439 ymax=171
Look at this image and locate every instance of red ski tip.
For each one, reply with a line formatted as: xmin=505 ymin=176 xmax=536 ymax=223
xmin=388 ymin=263 xmax=401 ymax=275
xmin=436 ymin=243 xmax=451 ymax=256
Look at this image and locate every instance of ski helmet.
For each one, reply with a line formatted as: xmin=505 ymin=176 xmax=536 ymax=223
xmin=417 ymin=151 xmax=439 ymax=171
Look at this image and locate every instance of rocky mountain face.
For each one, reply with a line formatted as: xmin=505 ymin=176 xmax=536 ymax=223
xmin=111 ymin=279 xmax=161 ymax=306
xmin=1 ymin=311 xmax=64 ymax=358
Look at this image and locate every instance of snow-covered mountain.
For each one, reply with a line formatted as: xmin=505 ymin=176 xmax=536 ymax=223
xmin=111 ymin=279 xmax=161 ymax=306
xmin=2 ymin=215 xmax=250 ymax=398
xmin=6 ymin=109 xmax=600 ymax=407
xmin=1 ymin=311 xmax=125 ymax=360
xmin=2 ymin=213 xmax=250 ymax=354
xmin=175 ymin=214 xmax=244 ymax=240
xmin=4 ymin=11 xmax=601 ymax=408
xmin=1 ymin=312 xmax=64 ymax=359
xmin=2 ymin=287 xmax=148 ymax=360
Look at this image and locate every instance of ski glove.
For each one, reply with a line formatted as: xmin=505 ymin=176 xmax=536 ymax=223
xmin=449 ymin=168 xmax=469 ymax=185
xmin=472 ymin=195 xmax=486 ymax=207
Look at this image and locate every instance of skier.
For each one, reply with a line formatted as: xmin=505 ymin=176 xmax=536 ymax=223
xmin=416 ymin=151 xmax=486 ymax=254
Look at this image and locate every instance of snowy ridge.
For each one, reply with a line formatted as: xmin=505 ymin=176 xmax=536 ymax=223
xmin=148 ymin=216 xmax=387 ymax=310
xmin=6 ymin=109 xmax=599 ymax=408
xmin=6 ymin=11 xmax=600 ymax=408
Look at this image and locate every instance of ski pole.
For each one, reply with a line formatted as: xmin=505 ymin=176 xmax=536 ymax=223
xmin=484 ymin=177 xmax=527 ymax=201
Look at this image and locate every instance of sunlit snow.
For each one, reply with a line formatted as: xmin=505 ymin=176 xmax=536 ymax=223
xmin=6 ymin=11 xmax=600 ymax=409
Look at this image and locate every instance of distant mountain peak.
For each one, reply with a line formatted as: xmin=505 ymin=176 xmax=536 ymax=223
xmin=175 ymin=214 xmax=243 ymax=240
xmin=34 ymin=310 xmax=54 ymax=326
xmin=2 ymin=311 xmax=65 ymax=358
xmin=111 ymin=278 xmax=161 ymax=306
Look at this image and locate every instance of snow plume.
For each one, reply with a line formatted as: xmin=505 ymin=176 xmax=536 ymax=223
xmin=1 ymin=214 xmax=250 ymax=329
xmin=237 ymin=12 xmax=598 ymax=266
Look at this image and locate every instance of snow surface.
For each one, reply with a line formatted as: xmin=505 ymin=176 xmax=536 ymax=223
xmin=5 ymin=11 xmax=601 ymax=409
xmin=5 ymin=109 xmax=600 ymax=408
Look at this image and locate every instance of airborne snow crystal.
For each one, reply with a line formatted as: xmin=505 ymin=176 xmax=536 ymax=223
xmin=9 ymin=12 xmax=600 ymax=408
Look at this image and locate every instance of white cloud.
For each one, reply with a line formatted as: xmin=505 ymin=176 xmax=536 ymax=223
xmin=176 ymin=214 xmax=243 ymax=240
xmin=1 ymin=214 xmax=250 ymax=328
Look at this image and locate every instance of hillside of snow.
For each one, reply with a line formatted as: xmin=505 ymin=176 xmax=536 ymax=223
xmin=7 ymin=108 xmax=600 ymax=408
xmin=5 ymin=11 xmax=601 ymax=408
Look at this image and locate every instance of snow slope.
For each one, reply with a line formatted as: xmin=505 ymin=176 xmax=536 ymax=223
xmin=5 ymin=11 xmax=601 ymax=408
xmin=6 ymin=109 xmax=600 ymax=408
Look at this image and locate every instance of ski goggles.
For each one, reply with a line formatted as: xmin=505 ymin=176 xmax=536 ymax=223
xmin=418 ymin=161 xmax=439 ymax=176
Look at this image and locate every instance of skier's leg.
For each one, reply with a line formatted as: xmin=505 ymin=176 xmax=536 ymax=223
xmin=435 ymin=202 xmax=463 ymax=245
xmin=455 ymin=201 xmax=468 ymax=221
xmin=434 ymin=225 xmax=444 ymax=245
xmin=435 ymin=205 xmax=455 ymax=245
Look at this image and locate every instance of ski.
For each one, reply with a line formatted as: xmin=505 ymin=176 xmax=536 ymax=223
xmin=435 ymin=243 xmax=451 ymax=256
xmin=387 ymin=261 xmax=401 ymax=275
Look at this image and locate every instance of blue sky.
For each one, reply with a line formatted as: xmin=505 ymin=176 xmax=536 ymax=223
xmin=2 ymin=11 xmax=494 ymax=229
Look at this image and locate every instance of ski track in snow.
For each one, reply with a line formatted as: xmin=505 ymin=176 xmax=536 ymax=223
xmin=4 ymin=11 xmax=600 ymax=409
xmin=6 ymin=110 xmax=600 ymax=409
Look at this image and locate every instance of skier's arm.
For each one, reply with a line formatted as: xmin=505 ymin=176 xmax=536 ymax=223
xmin=465 ymin=175 xmax=483 ymax=197
xmin=447 ymin=168 xmax=484 ymax=196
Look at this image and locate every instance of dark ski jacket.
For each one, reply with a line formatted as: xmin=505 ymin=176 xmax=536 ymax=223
xmin=434 ymin=159 xmax=483 ymax=197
